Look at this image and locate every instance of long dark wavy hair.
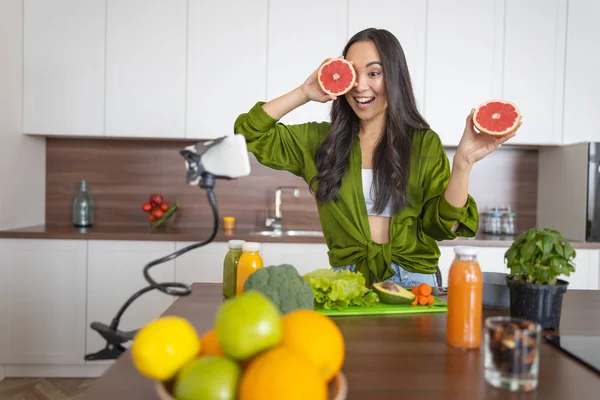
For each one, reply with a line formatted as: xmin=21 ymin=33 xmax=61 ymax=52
xmin=309 ymin=28 xmax=429 ymax=215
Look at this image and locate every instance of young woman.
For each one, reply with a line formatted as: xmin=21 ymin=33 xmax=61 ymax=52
xmin=234 ymin=28 xmax=518 ymax=287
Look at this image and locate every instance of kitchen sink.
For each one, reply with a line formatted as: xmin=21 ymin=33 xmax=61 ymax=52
xmin=249 ymin=229 xmax=324 ymax=237
xmin=285 ymin=230 xmax=324 ymax=237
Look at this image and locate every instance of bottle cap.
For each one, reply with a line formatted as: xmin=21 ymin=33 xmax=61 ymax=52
xmin=242 ymin=242 xmax=261 ymax=253
xmin=223 ymin=216 xmax=235 ymax=222
xmin=454 ymin=246 xmax=477 ymax=256
xmin=228 ymin=240 xmax=245 ymax=249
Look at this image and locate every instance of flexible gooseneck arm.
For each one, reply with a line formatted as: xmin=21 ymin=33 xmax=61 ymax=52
xmin=85 ymin=140 xmax=225 ymax=362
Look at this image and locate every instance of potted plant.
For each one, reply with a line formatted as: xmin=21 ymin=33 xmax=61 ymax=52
xmin=504 ymin=227 xmax=576 ymax=331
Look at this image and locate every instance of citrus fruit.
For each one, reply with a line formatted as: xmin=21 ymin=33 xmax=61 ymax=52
xmin=215 ymin=291 xmax=282 ymax=361
xmin=131 ymin=316 xmax=200 ymax=381
xmin=318 ymin=58 xmax=356 ymax=96
xmin=472 ymin=100 xmax=521 ymax=136
xmin=238 ymin=346 xmax=327 ymax=400
xmin=173 ymin=356 xmax=241 ymax=400
xmin=199 ymin=329 xmax=224 ymax=356
xmin=281 ymin=309 xmax=344 ymax=381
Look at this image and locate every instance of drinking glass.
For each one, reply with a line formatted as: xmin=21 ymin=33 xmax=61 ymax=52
xmin=484 ymin=316 xmax=542 ymax=392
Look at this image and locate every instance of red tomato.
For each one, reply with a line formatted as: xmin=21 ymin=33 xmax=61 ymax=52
xmin=152 ymin=208 xmax=164 ymax=220
xmin=142 ymin=202 xmax=152 ymax=213
xmin=150 ymin=194 xmax=164 ymax=207
xmin=148 ymin=213 xmax=156 ymax=222
xmin=160 ymin=202 xmax=169 ymax=212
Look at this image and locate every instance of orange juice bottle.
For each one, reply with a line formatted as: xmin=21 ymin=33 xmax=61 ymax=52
xmin=236 ymin=242 xmax=263 ymax=294
xmin=446 ymin=246 xmax=483 ymax=349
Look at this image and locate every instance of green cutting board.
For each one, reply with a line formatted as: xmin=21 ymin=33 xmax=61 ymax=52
xmin=315 ymin=297 xmax=447 ymax=317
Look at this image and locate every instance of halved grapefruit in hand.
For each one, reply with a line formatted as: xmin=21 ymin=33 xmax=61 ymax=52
xmin=317 ymin=58 xmax=356 ymax=96
xmin=472 ymin=100 xmax=521 ymax=136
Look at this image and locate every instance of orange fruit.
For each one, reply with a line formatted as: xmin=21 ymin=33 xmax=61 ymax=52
xmin=238 ymin=346 xmax=327 ymax=400
xmin=199 ymin=329 xmax=224 ymax=356
xmin=281 ymin=309 xmax=344 ymax=381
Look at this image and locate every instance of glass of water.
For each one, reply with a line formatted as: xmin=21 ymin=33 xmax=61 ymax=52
xmin=484 ymin=316 xmax=542 ymax=392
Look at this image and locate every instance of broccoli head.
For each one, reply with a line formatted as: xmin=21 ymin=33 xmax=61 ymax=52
xmin=243 ymin=264 xmax=315 ymax=315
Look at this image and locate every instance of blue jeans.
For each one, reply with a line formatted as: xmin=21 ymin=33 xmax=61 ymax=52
xmin=332 ymin=263 xmax=438 ymax=288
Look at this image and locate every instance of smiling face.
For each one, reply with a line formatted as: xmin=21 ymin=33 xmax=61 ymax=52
xmin=344 ymin=40 xmax=388 ymax=126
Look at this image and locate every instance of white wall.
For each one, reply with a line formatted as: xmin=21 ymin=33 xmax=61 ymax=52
xmin=0 ymin=0 xmax=45 ymax=230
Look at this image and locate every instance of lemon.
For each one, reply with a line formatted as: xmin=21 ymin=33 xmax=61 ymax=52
xmin=131 ymin=316 xmax=200 ymax=381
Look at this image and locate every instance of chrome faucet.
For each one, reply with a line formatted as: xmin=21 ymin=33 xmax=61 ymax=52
xmin=265 ymin=186 xmax=300 ymax=232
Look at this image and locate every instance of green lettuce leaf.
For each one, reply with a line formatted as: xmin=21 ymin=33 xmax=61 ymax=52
xmin=303 ymin=269 xmax=379 ymax=311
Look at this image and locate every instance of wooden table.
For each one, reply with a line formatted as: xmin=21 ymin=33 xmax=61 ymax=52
xmin=80 ymin=283 xmax=600 ymax=400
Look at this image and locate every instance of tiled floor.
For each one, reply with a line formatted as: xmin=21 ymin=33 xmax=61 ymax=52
xmin=0 ymin=378 xmax=96 ymax=400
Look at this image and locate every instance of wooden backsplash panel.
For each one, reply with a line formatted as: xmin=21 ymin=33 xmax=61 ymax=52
xmin=46 ymin=138 xmax=537 ymax=233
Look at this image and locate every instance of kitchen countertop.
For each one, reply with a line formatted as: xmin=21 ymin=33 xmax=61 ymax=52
xmin=1 ymin=224 xmax=600 ymax=248
xmin=79 ymin=283 xmax=600 ymax=400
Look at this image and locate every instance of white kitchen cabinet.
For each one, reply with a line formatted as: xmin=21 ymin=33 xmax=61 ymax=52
xmin=562 ymin=0 xmax=600 ymax=144
xmin=267 ymin=0 xmax=348 ymax=125
xmin=186 ymin=0 xmax=268 ymax=139
xmin=0 ymin=242 xmax=5 ymax=364
xmin=23 ymin=0 xmax=105 ymax=136
xmin=174 ymin=242 xmax=233 ymax=285
xmin=567 ymin=249 xmax=600 ymax=290
xmin=424 ymin=0 xmax=504 ymax=146
xmin=86 ymin=240 xmax=177 ymax=358
xmin=502 ymin=0 xmax=567 ymax=145
xmin=0 ymin=239 xmax=87 ymax=365
xmin=105 ymin=0 xmax=187 ymax=138
xmin=347 ymin=0 xmax=427 ymax=112
xmin=261 ymin=243 xmax=330 ymax=276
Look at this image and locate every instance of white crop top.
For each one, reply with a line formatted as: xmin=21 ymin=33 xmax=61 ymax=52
xmin=362 ymin=169 xmax=393 ymax=217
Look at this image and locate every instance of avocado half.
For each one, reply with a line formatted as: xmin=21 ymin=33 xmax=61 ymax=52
xmin=372 ymin=281 xmax=416 ymax=305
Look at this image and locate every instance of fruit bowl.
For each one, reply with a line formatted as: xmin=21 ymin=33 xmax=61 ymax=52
xmin=155 ymin=370 xmax=348 ymax=400
xmin=133 ymin=292 xmax=347 ymax=400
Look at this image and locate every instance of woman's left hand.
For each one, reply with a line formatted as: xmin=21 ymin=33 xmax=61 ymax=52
xmin=454 ymin=109 xmax=521 ymax=169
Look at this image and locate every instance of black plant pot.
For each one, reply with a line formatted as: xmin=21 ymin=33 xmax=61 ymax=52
xmin=505 ymin=277 xmax=569 ymax=331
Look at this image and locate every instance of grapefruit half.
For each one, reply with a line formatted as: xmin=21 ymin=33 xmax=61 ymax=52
xmin=317 ymin=58 xmax=356 ymax=96
xmin=472 ymin=100 xmax=521 ymax=136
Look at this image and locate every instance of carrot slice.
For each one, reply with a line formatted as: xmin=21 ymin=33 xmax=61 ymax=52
xmin=418 ymin=295 xmax=428 ymax=306
xmin=418 ymin=283 xmax=432 ymax=297
xmin=411 ymin=295 xmax=419 ymax=306
xmin=427 ymin=295 xmax=435 ymax=305
xmin=411 ymin=286 xmax=420 ymax=295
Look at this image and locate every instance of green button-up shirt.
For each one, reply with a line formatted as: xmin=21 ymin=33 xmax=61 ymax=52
xmin=234 ymin=102 xmax=479 ymax=283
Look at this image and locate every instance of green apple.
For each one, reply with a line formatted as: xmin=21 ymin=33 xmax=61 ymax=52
xmin=215 ymin=291 xmax=282 ymax=360
xmin=173 ymin=356 xmax=241 ymax=400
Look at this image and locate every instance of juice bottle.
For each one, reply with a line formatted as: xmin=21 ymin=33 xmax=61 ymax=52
xmin=446 ymin=246 xmax=483 ymax=349
xmin=236 ymin=242 xmax=263 ymax=294
xmin=222 ymin=239 xmax=245 ymax=298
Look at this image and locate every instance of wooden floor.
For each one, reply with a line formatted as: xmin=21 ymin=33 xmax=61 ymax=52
xmin=0 ymin=378 xmax=97 ymax=400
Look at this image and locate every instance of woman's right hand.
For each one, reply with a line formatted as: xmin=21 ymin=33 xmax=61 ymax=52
xmin=300 ymin=58 xmax=340 ymax=103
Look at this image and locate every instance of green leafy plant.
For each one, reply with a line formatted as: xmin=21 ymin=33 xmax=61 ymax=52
xmin=504 ymin=227 xmax=576 ymax=285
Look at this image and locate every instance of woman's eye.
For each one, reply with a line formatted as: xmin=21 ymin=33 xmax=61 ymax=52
xmin=369 ymin=71 xmax=381 ymax=77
